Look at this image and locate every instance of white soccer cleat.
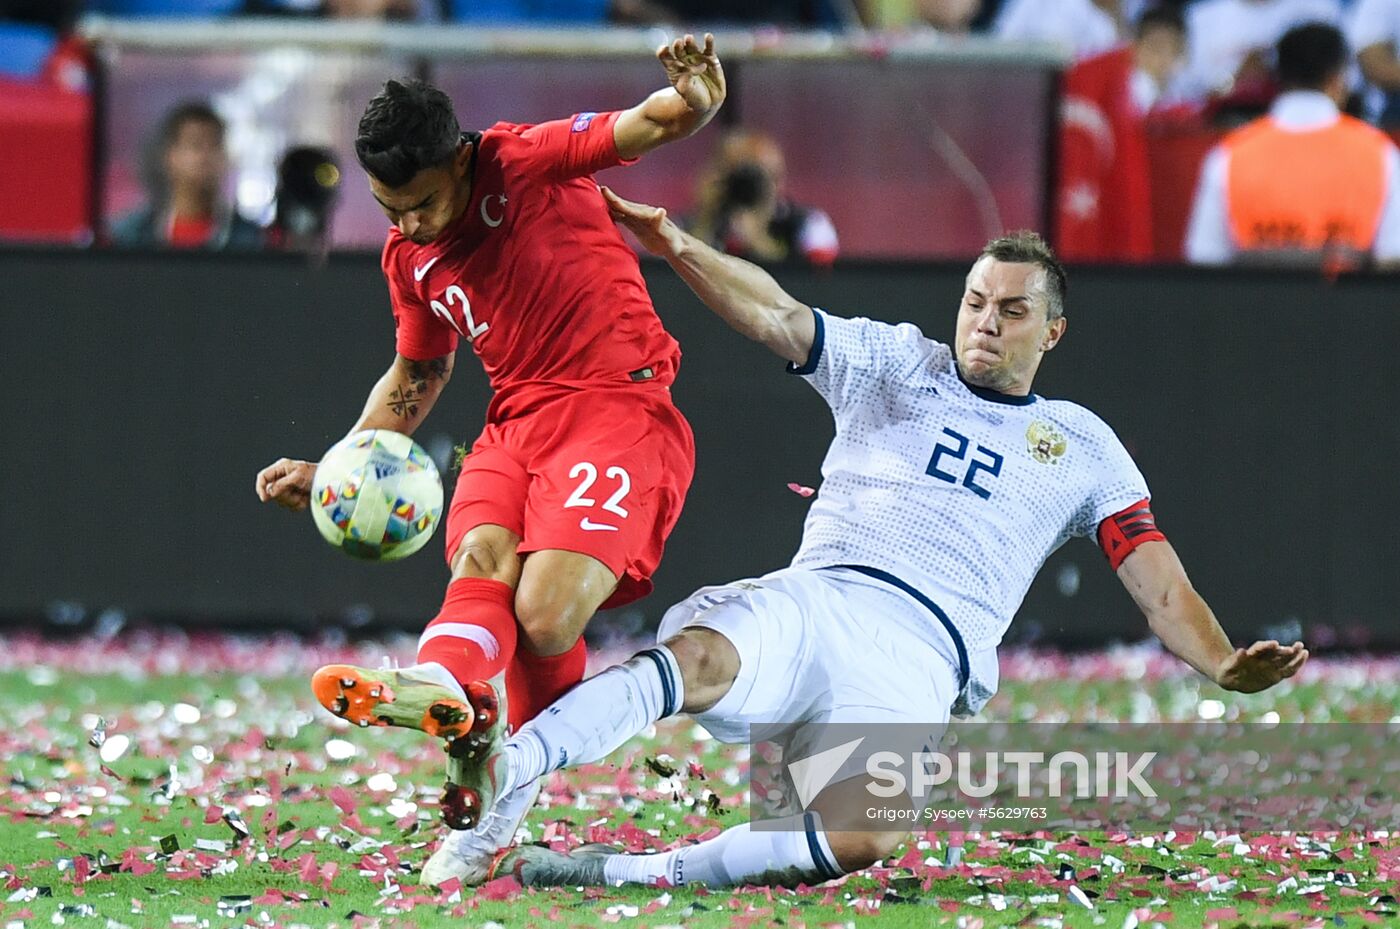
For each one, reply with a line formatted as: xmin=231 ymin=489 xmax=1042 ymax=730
xmin=420 ymin=779 xmax=543 ymax=887
xmin=437 ymin=671 xmax=510 ymax=830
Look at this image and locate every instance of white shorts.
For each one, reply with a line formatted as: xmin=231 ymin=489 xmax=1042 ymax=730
xmin=656 ymin=565 xmax=962 ymax=745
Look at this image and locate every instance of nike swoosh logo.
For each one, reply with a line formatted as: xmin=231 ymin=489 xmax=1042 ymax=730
xmin=579 ymin=518 xmax=619 ymax=532
xmin=413 ymin=257 xmax=440 ymax=282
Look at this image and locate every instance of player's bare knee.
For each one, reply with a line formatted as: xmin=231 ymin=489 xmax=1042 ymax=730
xmin=663 ymin=628 xmax=740 ymax=713
xmin=514 ymin=587 xmax=589 ymax=657
xmin=513 ymin=552 xmax=616 ymax=656
xmin=516 ymin=616 xmax=579 ymax=657
xmin=450 ymin=531 xmax=520 ymax=583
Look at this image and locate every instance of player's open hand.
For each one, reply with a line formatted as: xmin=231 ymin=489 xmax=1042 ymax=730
xmin=658 ymin=33 xmax=725 ymax=114
xmin=601 ymin=186 xmax=681 ymax=256
xmin=255 ymin=458 xmax=316 ymax=512
xmin=1213 ymin=639 xmax=1308 ymax=693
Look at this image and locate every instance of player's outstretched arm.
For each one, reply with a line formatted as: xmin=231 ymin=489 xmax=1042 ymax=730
xmin=613 ymin=33 xmax=725 ymax=160
xmin=1115 ymin=539 xmax=1308 ymax=693
xmin=254 ymin=353 xmax=454 ymax=511
xmin=602 ymin=186 xmax=814 ymax=365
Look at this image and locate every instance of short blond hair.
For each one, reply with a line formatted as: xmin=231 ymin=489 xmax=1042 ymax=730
xmin=979 ymin=230 xmax=1068 ymax=321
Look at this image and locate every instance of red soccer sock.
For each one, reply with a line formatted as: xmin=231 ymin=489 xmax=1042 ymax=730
xmin=506 ymin=636 xmax=588 ymax=730
xmin=416 ymin=577 xmax=519 ymax=688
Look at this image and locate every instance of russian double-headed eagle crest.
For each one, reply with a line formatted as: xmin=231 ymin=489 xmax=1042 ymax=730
xmin=1026 ymin=421 xmax=1067 ymax=464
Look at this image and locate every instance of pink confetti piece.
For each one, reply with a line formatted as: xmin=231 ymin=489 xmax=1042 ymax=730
xmin=130 ymin=861 xmax=158 ymax=877
xmin=328 ymin=785 xmax=357 ymax=816
xmin=479 ymin=875 xmax=521 ymax=901
xmin=786 ymin=482 xmax=816 ymax=497
xmin=296 ymin=853 xmax=318 ymax=883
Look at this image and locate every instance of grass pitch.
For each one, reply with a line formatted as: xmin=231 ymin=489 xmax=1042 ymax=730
xmin=0 ymin=633 xmax=1396 ymax=929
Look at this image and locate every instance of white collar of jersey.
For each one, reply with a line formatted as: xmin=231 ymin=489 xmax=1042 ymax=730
xmin=1269 ymin=90 xmax=1340 ymax=133
xmin=952 ymin=360 xmax=1038 ymax=406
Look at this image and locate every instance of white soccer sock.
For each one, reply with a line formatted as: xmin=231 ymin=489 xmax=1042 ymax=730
xmin=601 ymin=814 xmax=844 ymax=888
xmin=501 ymin=646 xmax=685 ymax=795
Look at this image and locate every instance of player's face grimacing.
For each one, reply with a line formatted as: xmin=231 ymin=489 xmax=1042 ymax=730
xmin=369 ymin=143 xmax=473 ymax=245
xmin=954 ymin=257 xmax=1066 ymax=396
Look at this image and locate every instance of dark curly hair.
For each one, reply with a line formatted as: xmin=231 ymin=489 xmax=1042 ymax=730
xmin=355 ymin=79 xmax=461 ymax=188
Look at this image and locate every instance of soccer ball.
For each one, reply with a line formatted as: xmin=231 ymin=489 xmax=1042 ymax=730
xmin=310 ymin=430 xmax=443 ymax=561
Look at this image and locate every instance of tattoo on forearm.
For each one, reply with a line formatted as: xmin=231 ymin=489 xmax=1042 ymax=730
xmin=387 ymin=356 xmax=449 ymax=419
xmin=387 ymin=384 xmax=420 ymax=419
xmin=404 ymin=356 xmax=450 ymax=383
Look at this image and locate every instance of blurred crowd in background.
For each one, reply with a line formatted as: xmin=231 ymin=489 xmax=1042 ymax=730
xmin=3 ymin=0 xmax=1400 ymax=267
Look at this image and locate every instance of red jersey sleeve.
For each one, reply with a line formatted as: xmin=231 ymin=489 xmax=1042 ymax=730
xmin=503 ymin=110 xmax=638 ymax=183
xmin=381 ymin=238 xmax=458 ymax=360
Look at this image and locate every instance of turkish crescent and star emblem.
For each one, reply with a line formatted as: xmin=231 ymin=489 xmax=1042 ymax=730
xmin=479 ymin=194 xmax=507 ymax=228
xmin=1025 ymin=421 xmax=1068 ymax=465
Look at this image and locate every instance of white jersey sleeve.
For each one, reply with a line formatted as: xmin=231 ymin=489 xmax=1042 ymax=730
xmin=788 ymin=308 xmax=926 ymax=413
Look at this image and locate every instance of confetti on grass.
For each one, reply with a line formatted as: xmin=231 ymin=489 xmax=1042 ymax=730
xmin=0 ymin=632 xmax=1395 ymax=928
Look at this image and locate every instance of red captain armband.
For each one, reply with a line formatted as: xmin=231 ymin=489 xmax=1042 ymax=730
xmin=1097 ymin=498 xmax=1167 ymax=571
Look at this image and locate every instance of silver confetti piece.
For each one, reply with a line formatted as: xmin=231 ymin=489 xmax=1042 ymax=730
xmin=87 ymin=718 xmax=107 ymax=750
xmin=223 ymin=808 xmax=251 ymax=839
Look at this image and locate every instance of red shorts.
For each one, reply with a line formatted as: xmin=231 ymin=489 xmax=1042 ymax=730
xmin=444 ymin=388 xmax=695 ymax=610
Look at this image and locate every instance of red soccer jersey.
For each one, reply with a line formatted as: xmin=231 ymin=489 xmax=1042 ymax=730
xmin=380 ymin=110 xmax=681 ymax=422
xmin=168 ymin=214 xmax=215 ymax=248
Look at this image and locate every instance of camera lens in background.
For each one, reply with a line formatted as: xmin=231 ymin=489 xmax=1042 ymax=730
xmin=274 ymin=146 xmax=341 ymax=241
xmin=723 ymin=163 xmax=772 ymax=209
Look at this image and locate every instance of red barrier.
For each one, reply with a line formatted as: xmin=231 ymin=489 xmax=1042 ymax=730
xmin=1147 ymin=128 xmax=1218 ymax=261
xmin=0 ymin=76 xmax=91 ymax=243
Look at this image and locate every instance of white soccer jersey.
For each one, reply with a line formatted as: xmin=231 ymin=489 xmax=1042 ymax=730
xmin=788 ymin=309 xmax=1150 ymax=714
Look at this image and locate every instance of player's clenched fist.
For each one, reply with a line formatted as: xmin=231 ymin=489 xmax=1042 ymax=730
xmin=256 ymin=457 xmax=316 ymax=511
xmin=658 ymin=33 xmax=725 ymax=114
